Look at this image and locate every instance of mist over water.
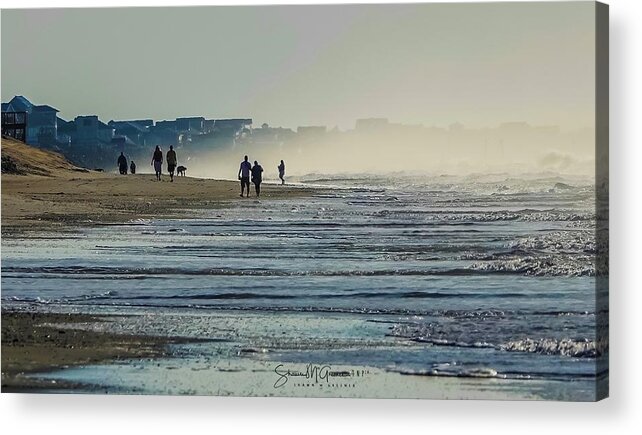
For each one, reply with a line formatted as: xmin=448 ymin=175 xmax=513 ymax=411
xmin=173 ymin=123 xmax=595 ymax=181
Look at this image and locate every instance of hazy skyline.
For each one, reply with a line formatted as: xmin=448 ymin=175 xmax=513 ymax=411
xmin=1 ymin=2 xmax=595 ymax=131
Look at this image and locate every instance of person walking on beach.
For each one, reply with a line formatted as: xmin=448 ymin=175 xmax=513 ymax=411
xmin=251 ymin=160 xmax=264 ymax=197
xmin=166 ymin=145 xmax=177 ymax=182
xmin=151 ymin=146 xmax=163 ymax=181
xmin=238 ymin=155 xmax=252 ymax=197
xmin=130 ymin=160 xmax=136 ymax=175
xmin=278 ymin=160 xmax=286 ymax=185
xmin=117 ymin=152 xmax=128 ymax=175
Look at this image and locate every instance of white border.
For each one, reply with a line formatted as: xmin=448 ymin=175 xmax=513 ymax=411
xmin=1 ymin=0 xmax=640 ymax=433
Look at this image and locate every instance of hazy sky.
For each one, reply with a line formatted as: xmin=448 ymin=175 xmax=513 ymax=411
xmin=1 ymin=2 xmax=595 ymax=130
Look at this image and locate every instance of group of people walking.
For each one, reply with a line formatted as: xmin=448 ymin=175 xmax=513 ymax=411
xmin=118 ymin=146 xmax=179 ymax=181
xmin=238 ymin=155 xmax=261 ymax=197
xmin=151 ymin=145 xmax=178 ymax=182
xmin=237 ymin=156 xmax=286 ymax=197
xmin=117 ymin=152 xmax=136 ymax=175
xmin=118 ymin=148 xmax=286 ymax=197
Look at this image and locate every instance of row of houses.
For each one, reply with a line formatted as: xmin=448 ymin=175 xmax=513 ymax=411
xmin=1 ymin=95 xmax=254 ymax=168
xmin=6 ymin=95 xmax=570 ymax=173
xmin=1 ymin=96 xmax=378 ymax=155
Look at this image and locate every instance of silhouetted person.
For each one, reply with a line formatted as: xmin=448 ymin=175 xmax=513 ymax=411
xmin=130 ymin=161 xmax=136 ymax=174
xmin=151 ymin=146 xmax=163 ymax=181
xmin=167 ymin=145 xmax=177 ymax=182
xmin=251 ymin=160 xmax=264 ymax=197
xmin=117 ymin=152 xmax=128 ymax=175
xmin=278 ymin=160 xmax=285 ymax=185
xmin=238 ymin=155 xmax=252 ymax=197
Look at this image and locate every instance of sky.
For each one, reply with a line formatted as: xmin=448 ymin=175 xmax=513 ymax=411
xmin=1 ymin=2 xmax=595 ymax=131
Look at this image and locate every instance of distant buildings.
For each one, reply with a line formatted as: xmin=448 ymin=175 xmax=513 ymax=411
xmin=355 ymin=118 xmax=389 ymax=132
xmin=73 ymin=116 xmax=114 ymax=145
xmin=145 ymin=123 xmax=182 ymax=148
xmin=1 ymin=94 xmax=584 ymax=174
xmin=0 ymin=95 xmax=261 ymax=168
xmin=214 ymin=118 xmax=253 ymax=141
xmin=251 ymin=123 xmax=296 ymax=146
xmin=215 ymin=119 xmax=252 ymax=132
xmin=185 ymin=118 xmax=252 ymax=149
xmin=296 ymin=126 xmax=327 ymax=141
xmin=176 ymin=117 xmax=205 ymax=133
xmin=108 ymin=120 xmax=153 ymax=146
xmin=1 ymin=96 xmax=61 ymax=146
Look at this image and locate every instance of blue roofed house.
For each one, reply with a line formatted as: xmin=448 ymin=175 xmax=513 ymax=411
xmin=1 ymin=96 xmax=60 ymax=147
xmin=2 ymin=95 xmax=32 ymax=114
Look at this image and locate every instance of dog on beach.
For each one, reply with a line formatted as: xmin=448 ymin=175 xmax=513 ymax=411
xmin=176 ymin=165 xmax=187 ymax=177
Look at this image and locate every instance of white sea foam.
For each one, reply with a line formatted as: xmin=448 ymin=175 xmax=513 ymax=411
xmin=500 ymin=338 xmax=599 ymax=358
xmin=469 ymin=256 xmax=595 ymax=277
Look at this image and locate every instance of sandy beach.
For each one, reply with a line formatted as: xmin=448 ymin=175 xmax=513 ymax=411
xmin=1 ymin=137 xmax=314 ymax=234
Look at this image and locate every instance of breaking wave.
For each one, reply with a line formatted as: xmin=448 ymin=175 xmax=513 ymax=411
xmin=469 ymin=256 xmax=594 ymax=277
xmin=390 ymin=366 xmax=501 ymax=379
xmin=499 ymin=338 xmax=599 ymax=358
xmin=386 ymin=309 xmax=604 ymax=358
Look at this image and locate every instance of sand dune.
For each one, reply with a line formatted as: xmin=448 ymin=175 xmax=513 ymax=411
xmin=1 ymin=136 xmax=87 ymax=176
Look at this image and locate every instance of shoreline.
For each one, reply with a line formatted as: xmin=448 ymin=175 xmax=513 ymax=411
xmin=1 ymin=171 xmax=320 ymax=235
xmin=0 ymin=307 xmax=543 ymax=399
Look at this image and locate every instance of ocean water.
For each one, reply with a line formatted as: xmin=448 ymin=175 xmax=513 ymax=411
xmin=1 ymin=173 xmax=606 ymax=399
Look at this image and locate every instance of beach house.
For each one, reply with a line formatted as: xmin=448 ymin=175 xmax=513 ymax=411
xmin=1 ymin=107 xmax=27 ymax=142
xmin=1 ymin=95 xmax=61 ymax=147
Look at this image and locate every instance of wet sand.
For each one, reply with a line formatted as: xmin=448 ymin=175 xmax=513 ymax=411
xmin=0 ymin=311 xmax=189 ymax=392
xmin=1 ymin=308 xmax=533 ymax=399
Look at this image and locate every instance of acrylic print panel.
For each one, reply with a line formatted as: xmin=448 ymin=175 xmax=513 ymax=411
xmin=0 ymin=1 xmax=608 ymax=401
